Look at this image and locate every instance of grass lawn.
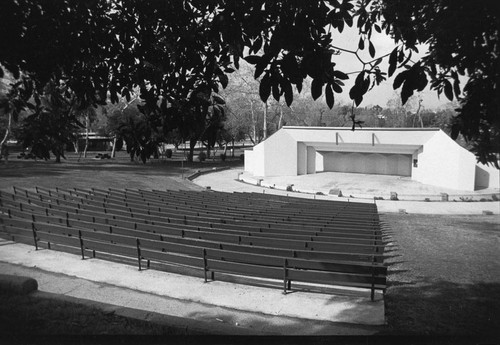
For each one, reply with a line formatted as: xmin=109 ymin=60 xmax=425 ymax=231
xmin=1 ymin=152 xmax=499 ymax=340
xmin=381 ymin=213 xmax=500 ymax=339
xmin=0 ymin=149 xmax=243 ymax=192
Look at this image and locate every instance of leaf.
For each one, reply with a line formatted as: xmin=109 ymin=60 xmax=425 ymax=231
xmin=244 ymin=55 xmax=261 ymax=65
xmin=259 ymin=74 xmax=271 ymax=103
xmin=393 ymin=70 xmax=409 ymax=89
xmin=110 ymin=90 xmax=119 ymax=104
xmin=252 ymin=36 xmax=263 ymax=54
xmin=349 ymin=84 xmax=363 ymax=106
xmin=443 ymin=79 xmax=453 ymax=101
xmin=350 ymin=71 xmax=367 ymax=106
xmin=388 ymin=47 xmax=398 ymax=77
xmin=358 ymin=37 xmax=364 ymax=50
xmin=399 ymin=50 xmax=413 ymax=67
xmin=219 ymin=74 xmax=229 ymax=89
xmin=333 ymin=70 xmax=349 ymax=80
xmin=338 ymin=20 xmax=345 ymax=33
xmin=234 ymin=55 xmax=240 ymax=70
xmin=415 ymin=72 xmax=428 ymax=91
xmin=325 ymin=83 xmax=334 ymax=109
xmin=283 ymin=80 xmax=293 ymax=107
xmin=332 ymin=82 xmax=343 ymax=93
xmin=121 ymin=87 xmax=130 ymax=102
xmin=281 ymin=54 xmax=300 ymax=79
xmin=401 ymin=80 xmax=414 ymax=105
xmin=311 ymin=78 xmax=323 ymax=100
xmin=453 ymin=78 xmax=461 ymax=98
xmin=345 ymin=15 xmax=353 ymax=27
xmin=368 ymin=41 xmax=375 ymax=58
xmin=212 ymin=93 xmax=225 ymax=105
xmin=296 ymin=80 xmax=303 ymax=94
xmin=254 ymin=55 xmax=271 ymax=79
xmin=361 ymin=75 xmax=370 ymax=94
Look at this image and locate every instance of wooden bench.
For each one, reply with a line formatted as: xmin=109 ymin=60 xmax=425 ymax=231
xmin=1 ymin=187 xmax=387 ymax=298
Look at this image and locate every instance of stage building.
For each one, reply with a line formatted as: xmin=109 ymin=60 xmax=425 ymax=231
xmin=244 ymin=127 xmax=499 ymax=191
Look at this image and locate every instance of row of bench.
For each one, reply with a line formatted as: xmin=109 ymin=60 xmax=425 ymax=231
xmin=4 ymin=188 xmax=384 ymax=251
xmin=0 ymin=187 xmax=387 ymax=299
xmin=27 ymin=186 xmax=382 ymax=232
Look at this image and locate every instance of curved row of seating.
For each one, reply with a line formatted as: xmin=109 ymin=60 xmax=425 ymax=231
xmin=0 ymin=187 xmax=387 ymax=299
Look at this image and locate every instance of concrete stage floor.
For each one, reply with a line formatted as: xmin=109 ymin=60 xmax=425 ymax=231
xmin=196 ymin=169 xmax=499 ymax=215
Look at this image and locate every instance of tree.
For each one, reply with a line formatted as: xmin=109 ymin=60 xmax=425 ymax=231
xmin=17 ymin=79 xmax=82 ymax=162
xmin=373 ymin=0 xmax=499 ymax=166
xmin=1 ymin=0 xmax=498 ymax=166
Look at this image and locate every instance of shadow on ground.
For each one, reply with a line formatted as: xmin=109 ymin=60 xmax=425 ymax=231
xmin=383 ymin=278 xmax=500 ymax=338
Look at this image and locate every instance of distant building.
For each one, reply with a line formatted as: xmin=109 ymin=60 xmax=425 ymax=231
xmin=76 ymin=132 xmax=112 ymax=151
xmin=244 ymin=127 xmax=499 ymax=191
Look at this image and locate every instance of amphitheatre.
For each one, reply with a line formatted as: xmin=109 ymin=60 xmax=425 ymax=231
xmin=0 ymin=146 xmax=499 ymax=339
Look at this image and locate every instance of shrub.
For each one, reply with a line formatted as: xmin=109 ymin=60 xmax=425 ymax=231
xmin=198 ymin=152 xmax=206 ymax=162
xmin=459 ymin=196 xmax=474 ymax=202
xmin=220 ymin=153 xmax=226 ymax=161
xmin=286 ymin=185 xmax=293 ymax=192
xmin=492 ymin=194 xmax=499 ymax=201
xmin=165 ymin=149 xmax=172 ymax=158
xmin=239 ymin=153 xmax=244 ymax=162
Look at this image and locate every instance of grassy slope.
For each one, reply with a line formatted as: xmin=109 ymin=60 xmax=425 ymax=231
xmin=381 ymin=213 xmax=500 ymax=337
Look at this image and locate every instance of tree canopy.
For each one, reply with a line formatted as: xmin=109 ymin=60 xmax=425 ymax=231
xmin=0 ymin=0 xmax=498 ymax=166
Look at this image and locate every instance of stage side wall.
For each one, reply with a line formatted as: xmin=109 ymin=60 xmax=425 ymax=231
xmin=475 ymin=163 xmax=500 ymax=189
xmin=259 ymin=131 xmax=298 ymax=176
xmin=244 ymin=148 xmax=263 ymax=176
xmin=413 ymin=131 xmax=476 ymax=191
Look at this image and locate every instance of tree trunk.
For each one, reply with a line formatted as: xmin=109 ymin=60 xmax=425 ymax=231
xmin=263 ymin=101 xmax=268 ymax=140
xmin=250 ymin=100 xmax=256 ymax=144
xmin=188 ymin=138 xmax=197 ymax=162
xmin=54 ymin=146 xmax=62 ymax=163
xmin=111 ymin=136 xmax=117 ymax=158
xmin=278 ymin=102 xmax=283 ymax=129
xmin=0 ymin=110 xmax=12 ymax=163
xmin=206 ymin=143 xmax=211 ymax=158
xmin=83 ymin=113 xmax=90 ymax=158
xmin=223 ymin=142 xmax=228 ymax=156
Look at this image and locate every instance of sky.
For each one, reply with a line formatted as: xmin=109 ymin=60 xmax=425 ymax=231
xmin=329 ymin=26 xmax=453 ymax=110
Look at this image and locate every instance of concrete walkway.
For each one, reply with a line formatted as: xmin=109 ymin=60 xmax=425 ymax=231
xmin=0 ymin=240 xmax=384 ymax=335
xmin=194 ymin=169 xmax=499 ymax=215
